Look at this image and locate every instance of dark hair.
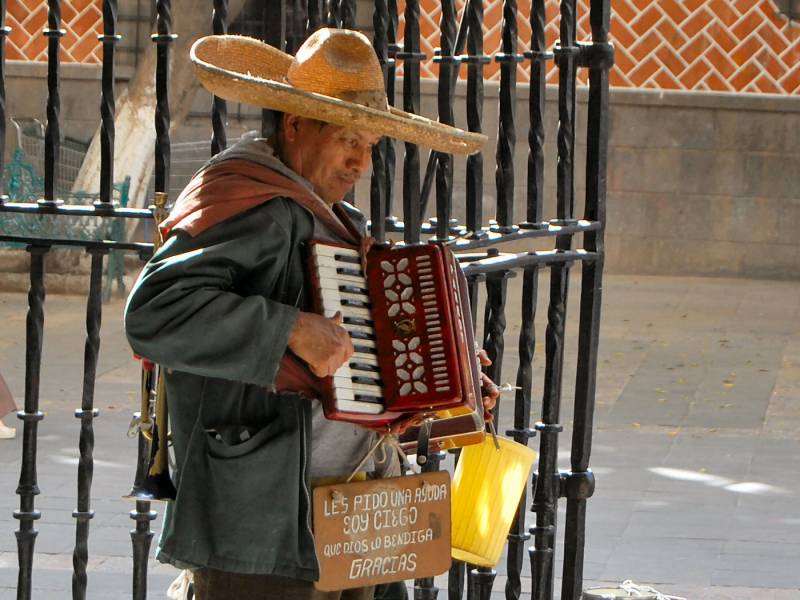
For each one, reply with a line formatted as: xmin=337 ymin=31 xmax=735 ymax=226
xmin=269 ymin=112 xmax=328 ymax=137
xmin=264 ymin=110 xmax=284 ymax=138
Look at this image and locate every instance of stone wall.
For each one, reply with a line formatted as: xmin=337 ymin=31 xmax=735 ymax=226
xmin=180 ymin=81 xmax=800 ymax=280
xmin=3 ymin=39 xmax=798 ymax=280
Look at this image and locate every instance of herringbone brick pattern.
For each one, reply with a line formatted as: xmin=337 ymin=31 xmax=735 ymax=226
xmin=410 ymin=0 xmax=800 ymax=94
xmin=6 ymin=0 xmax=102 ymax=63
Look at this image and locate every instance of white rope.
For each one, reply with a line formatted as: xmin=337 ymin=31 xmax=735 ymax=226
xmin=620 ymin=580 xmax=686 ymax=600
xmin=346 ymin=433 xmax=388 ymax=483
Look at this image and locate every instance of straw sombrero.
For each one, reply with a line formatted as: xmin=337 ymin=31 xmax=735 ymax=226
xmin=190 ymin=29 xmax=487 ymax=155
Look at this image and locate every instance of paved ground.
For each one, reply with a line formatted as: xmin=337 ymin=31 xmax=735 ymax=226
xmin=0 ymin=272 xmax=798 ymax=599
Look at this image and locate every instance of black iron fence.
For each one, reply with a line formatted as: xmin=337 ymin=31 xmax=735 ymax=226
xmin=0 ymin=0 xmax=612 ymax=597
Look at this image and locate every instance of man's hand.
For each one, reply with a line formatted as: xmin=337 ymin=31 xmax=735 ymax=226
xmin=288 ymin=311 xmax=354 ymax=378
xmin=478 ymin=349 xmax=500 ymax=422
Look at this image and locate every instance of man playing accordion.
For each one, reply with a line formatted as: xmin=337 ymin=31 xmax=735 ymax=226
xmin=125 ymin=28 xmax=496 ymax=600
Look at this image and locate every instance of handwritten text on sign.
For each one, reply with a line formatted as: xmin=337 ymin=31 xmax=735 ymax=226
xmin=312 ymin=471 xmax=451 ymax=591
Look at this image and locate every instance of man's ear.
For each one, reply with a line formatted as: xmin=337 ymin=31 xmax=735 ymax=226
xmin=283 ymin=114 xmax=301 ymax=142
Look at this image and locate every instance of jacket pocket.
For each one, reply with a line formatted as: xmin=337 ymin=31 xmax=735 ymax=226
xmin=205 ymin=418 xmax=286 ymax=459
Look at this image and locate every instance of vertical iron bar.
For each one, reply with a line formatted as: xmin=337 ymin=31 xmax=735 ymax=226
xmin=370 ymin=0 xmax=390 ymax=243
xmin=0 ymin=0 xmax=8 ymax=200
xmin=448 ymin=560 xmax=466 ymax=600
xmin=531 ymin=264 xmax=569 ymax=600
xmin=523 ymin=0 xmax=549 ymax=227
xmin=505 ymin=267 xmax=539 ymax=600
xmin=493 ymin=0 xmax=520 ymax=231
xmin=307 ymin=0 xmax=322 ymax=33
xmin=555 ymin=0 xmax=578 ymax=221
xmin=130 ymin=500 xmax=156 ymax=600
xmin=286 ymin=0 xmax=306 ymax=54
xmin=42 ymin=0 xmax=64 ymax=204
xmin=98 ymin=0 xmax=119 ymax=207
xmin=211 ymin=0 xmax=228 ymax=156
xmin=533 ymin=0 xmax=581 ymax=561
xmin=262 ymin=0 xmax=286 ymax=138
xmin=464 ymin=0 xmax=485 ymax=236
xmin=482 ymin=270 xmax=509 ymax=419
xmin=413 ymin=451 xmax=445 ymax=599
xmin=340 ymin=0 xmax=356 ymax=28
xmin=399 ymin=0 xmax=422 ymax=244
xmin=384 ymin=0 xmax=398 ymax=224
xmin=560 ymin=1 xmax=611 ymax=598
xmin=15 ymin=246 xmax=49 ymax=600
xmin=532 ymin=5 xmax=579 ymax=594
xmin=473 ymin=269 xmax=513 ymax=599
xmin=152 ymin=0 xmax=175 ymax=195
xmin=129 ymin=2 xmax=176 ymax=596
xmin=326 ymin=0 xmax=339 ymax=26
xmin=469 ymin=566 xmax=496 ymax=600
xmin=71 ymin=250 xmax=106 ymax=600
xmin=433 ymin=0 xmax=456 ymax=241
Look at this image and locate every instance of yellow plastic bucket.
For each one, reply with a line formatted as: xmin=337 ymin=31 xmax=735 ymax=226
xmin=450 ymin=435 xmax=537 ymax=567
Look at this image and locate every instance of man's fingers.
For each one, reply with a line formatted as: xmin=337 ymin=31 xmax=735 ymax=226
xmin=477 ymin=349 xmax=492 ymax=367
xmin=330 ymin=311 xmax=344 ymax=326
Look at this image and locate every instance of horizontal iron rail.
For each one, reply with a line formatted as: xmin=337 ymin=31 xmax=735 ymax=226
xmin=0 ymin=202 xmax=154 ymax=220
xmin=450 ymin=219 xmax=601 ymax=251
xmin=0 ymin=235 xmax=153 ymax=254
xmin=382 ymin=218 xmax=601 ymax=249
xmin=461 ymin=249 xmax=597 ymax=275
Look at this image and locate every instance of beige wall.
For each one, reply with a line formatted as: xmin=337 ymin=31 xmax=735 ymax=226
xmin=5 ymin=47 xmax=799 ymax=279
xmin=182 ymin=81 xmax=800 ymax=280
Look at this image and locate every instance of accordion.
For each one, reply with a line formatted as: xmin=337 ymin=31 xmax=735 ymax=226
xmin=307 ymin=240 xmax=485 ymax=449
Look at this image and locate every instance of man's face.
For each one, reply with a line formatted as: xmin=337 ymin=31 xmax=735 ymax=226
xmin=280 ymin=115 xmax=382 ymax=206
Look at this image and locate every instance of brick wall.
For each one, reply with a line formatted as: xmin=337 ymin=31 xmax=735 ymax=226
xmin=412 ymin=0 xmax=800 ymax=94
xmin=7 ymin=0 xmax=102 ymax=63
xmin=9 ymin=0 xmax=799 ymax=94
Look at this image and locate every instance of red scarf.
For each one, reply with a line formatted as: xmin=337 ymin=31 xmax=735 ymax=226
xmin=159 ymin=158 xmax=364 ymax=399
xmin=159 ymin=158 xmax=360 ymax=245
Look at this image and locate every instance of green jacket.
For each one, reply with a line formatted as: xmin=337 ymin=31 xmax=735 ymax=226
xmin=125 ymin=197 xmax=321 ymax=579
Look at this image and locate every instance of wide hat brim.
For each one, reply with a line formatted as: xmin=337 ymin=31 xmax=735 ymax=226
xmin=190 ymin=35 xmax=487 ymax=156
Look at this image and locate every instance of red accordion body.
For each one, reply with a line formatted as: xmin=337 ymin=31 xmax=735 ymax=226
xmin=306 ymin=241 xmax=483 ymax=437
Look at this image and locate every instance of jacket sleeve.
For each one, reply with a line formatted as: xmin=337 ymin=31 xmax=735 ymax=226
xmin=124 ymin=200 xmax=302 ymax=387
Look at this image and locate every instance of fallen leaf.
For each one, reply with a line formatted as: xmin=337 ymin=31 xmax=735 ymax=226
xmin=632 ymin=422 xmax=641 ymax=428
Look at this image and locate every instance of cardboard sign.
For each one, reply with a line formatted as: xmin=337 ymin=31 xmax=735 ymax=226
xmin=312 ymin=471 xmax=451 ymax=591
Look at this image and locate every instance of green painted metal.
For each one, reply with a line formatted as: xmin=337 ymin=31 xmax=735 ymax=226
xmin=1 ymin=147 xmax=132 ymax=301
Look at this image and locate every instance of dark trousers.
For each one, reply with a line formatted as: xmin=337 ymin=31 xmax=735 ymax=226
xmin=193 ymin=568 xmax=375 ymax=600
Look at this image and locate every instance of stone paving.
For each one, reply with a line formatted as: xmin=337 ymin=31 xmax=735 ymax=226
xmin=0 ymin=272 xmax=798 ymax=599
